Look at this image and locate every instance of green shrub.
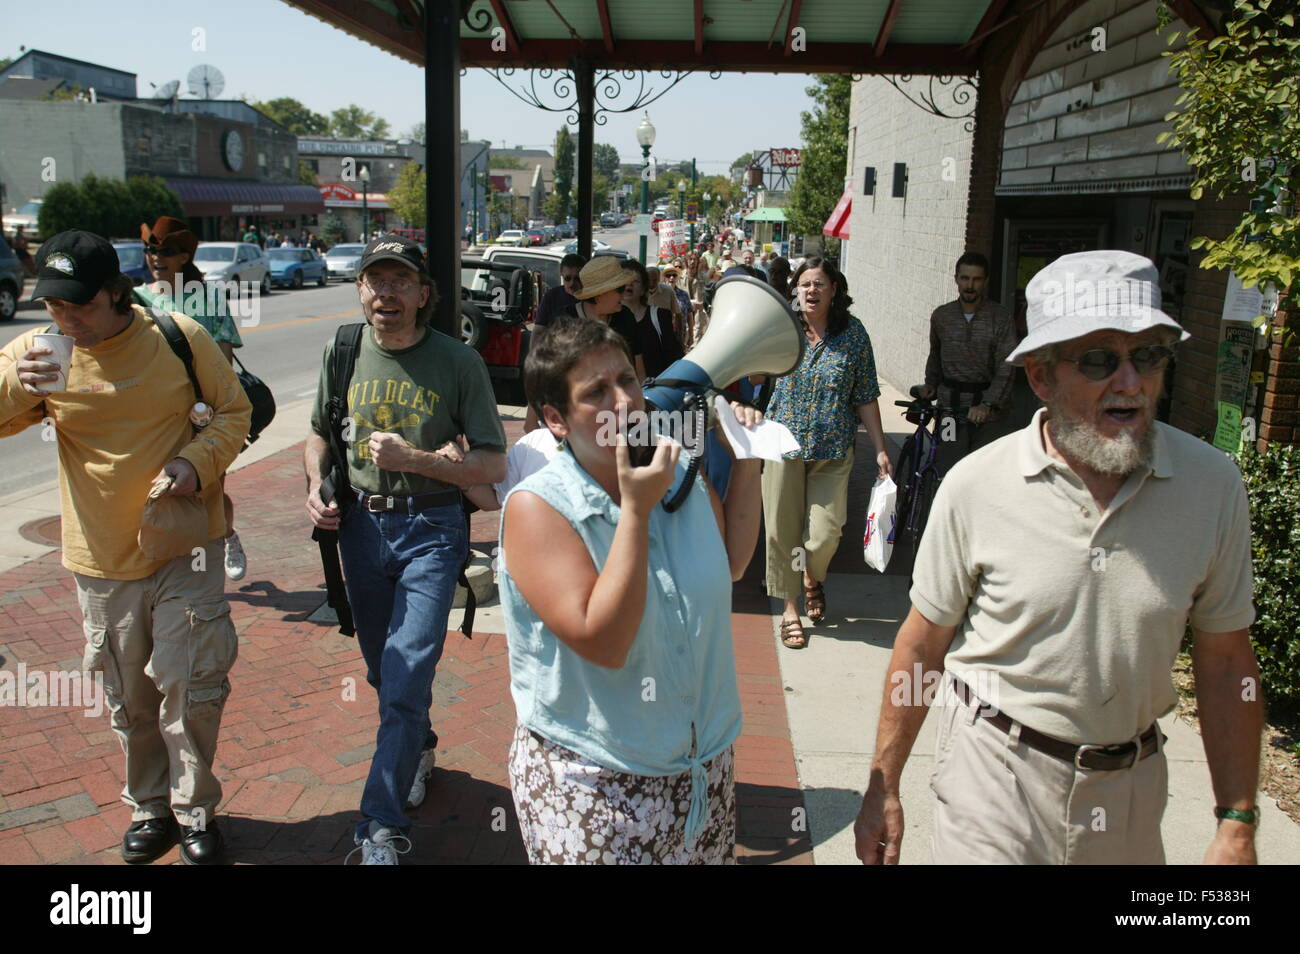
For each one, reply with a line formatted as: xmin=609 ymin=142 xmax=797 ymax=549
xmin=1239 ymin=442 xmax=1300 ymax=715
xmin=36 ymin=173 xmax=182 ymax=240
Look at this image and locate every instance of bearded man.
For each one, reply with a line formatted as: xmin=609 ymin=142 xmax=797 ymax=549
xmin=853 ymin=250 xmax=1262 ymax=865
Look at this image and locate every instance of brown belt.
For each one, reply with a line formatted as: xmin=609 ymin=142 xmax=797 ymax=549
xmin=951 ymin=677 xmax=1163 ymax=771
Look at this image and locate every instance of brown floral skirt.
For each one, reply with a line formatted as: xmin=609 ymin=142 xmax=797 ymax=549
xmin=508 ymin=723 xmax=736 ymax=865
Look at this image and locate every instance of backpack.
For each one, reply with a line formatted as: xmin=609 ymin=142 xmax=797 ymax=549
xmin=315 ymin=323 xmax=479 ymax=638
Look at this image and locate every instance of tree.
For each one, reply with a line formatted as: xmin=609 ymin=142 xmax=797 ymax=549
xmin=1158 ymin=0 xmax=1298 ymax=327
xmin=493 ymin=156 xmax=525 ymax=170
xmin=38 ymin=174 xmax=181 ymax=238
xmin=729 ymin=152 xmax=755 ymax=181
xmin=320 ymin=213 xmax=346 ymax=245
xmin=329 ymin=104 xmax=390 ymax=140
xmin=593 ymin=143 xmax=622 ymax=182
xmin=0 ymin=57 xmax=12 ymax=71
xmin=298 ymin=161 xmax=319 ymax=187
xmin=388 ymin=162 xmax=426 ymax=228
xmin=406 ymin=122 xmax=426 ymax=144
xmin=251 ymin=97 xmax=330 ymax=135
xmin=785 ymin=75 xmax=851 ymax=246
xmin=553 ymin=125 xmax=574 ymax=222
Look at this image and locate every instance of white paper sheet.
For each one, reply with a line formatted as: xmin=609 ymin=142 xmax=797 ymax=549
xmin=713 ymin=395 xmax=801 ymax=460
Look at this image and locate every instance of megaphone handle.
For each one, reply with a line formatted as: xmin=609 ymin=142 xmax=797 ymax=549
xmin=662 ymin=401 xmax=708 ymax=513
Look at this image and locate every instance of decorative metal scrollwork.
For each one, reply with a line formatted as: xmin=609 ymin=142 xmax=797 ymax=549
xmin=880 ymin=74 xmax=980 ymax=133
xmin=483 ymin=66 xmax=698 ymax=126
xmin=460 ymin=0 xmax=493 ymax=34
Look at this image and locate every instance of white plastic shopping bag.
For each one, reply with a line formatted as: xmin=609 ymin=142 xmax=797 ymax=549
xmin=863 ymin=476 xmax=898 ymax=573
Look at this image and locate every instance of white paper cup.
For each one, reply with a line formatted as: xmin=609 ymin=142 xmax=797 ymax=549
xmin=32 ymin=333 xmax=73 ymax=392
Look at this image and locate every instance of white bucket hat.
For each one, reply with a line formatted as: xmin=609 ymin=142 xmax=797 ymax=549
xmin=1007 ymin=250 xmax=1190 ymax=365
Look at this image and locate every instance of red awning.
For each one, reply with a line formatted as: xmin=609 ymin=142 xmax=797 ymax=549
xmin=823 ymin=191 xmax=851 ymax=239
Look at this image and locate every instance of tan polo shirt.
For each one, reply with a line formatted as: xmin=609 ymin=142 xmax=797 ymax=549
xmin=911 ymin=407 xmax=1255 ymax=745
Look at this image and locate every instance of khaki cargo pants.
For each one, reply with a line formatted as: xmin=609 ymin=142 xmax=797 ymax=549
xmin=929 ymin=689 xmax=1168 ymax=864
xmin=74 ymin=539 xmax=236 ymax=827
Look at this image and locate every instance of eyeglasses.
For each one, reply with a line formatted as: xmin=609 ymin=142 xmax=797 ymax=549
xmin=360 ymin=276 xmax=416 ymax=294
xmin=1059 ymin=345 xmax=1174 ymax=381
xmin=797 ymin=280 xmax=831 ymax=291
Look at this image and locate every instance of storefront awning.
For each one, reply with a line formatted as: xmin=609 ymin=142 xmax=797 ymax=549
xmin=165 ymin=178 xmax=326 ymax=217
xmin=823 ymin=191 xmax=852 ymax=240
xmin=743 ymin=207 xmax=787 ymax=223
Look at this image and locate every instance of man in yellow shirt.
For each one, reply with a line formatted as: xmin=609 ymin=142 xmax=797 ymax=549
xmin=0 ymin=231 xmax=251 ymax=865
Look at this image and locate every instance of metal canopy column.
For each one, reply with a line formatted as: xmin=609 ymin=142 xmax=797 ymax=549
xmin=426 ymin=2 xmax=461 ymax=338
xmin=574 ymin=60 xmax=595 ymax=259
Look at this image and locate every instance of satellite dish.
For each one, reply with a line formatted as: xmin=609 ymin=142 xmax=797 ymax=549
xmin=153 ymin=80 xmax=180 ymax=100
xmin=186 ymin=64 xmax=225 ymax=100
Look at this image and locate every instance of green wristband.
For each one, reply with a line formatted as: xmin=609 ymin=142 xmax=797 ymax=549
xmin=1214 ymin=806 xmax=1258 ymax=825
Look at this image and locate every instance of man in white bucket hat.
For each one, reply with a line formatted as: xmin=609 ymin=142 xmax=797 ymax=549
xmin=855 ymin=250 xmax=1262 ymax=865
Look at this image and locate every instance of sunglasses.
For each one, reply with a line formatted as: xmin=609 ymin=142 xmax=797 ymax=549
xmin=147 ymin=246 xmax=187 ymax=257
xmin=1058 ymin=345 xmax=1174 ymax=381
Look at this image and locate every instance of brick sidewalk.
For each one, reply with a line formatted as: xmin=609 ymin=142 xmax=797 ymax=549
xmin=0 ymin=419 xmax=811 ymax=865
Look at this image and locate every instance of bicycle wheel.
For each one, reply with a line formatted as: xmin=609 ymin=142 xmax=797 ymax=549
xmin=910 ymin=467 xmax=939 ymax=568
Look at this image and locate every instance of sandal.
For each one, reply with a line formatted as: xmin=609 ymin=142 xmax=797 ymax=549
xmin=804 ymin=581 xmax=826 ymax=625
xmin=780 ymin=618 xmax=808 ymax=650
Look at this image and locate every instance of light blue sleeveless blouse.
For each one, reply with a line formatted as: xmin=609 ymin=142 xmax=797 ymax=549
xmin=499 ymin=448 xmax=742 ymax=843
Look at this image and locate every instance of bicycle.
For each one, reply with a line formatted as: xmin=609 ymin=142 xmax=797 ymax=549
xmin=892 ymin=385 xmax=955 ymax=568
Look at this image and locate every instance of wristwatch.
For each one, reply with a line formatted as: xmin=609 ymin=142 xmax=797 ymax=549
xmin=1214 ymin=806 xmax=1259 ymax=825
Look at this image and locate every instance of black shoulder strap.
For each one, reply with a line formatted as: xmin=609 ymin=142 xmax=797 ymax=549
xmin=329 ymin=323 xmax=366 ymax=414
xmin=149 ymin=308 xmax=203 ymax=405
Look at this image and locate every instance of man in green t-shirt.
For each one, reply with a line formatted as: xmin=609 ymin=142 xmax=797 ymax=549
xmin=304 ymin=235 xmax=506 ymax=864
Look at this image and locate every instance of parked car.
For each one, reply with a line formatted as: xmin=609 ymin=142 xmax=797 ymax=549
xmin=526 ymin=229 xmax=546 ymax=246
xmin=496 ymin=229 xmax=528 ymax=248
xmin=3 ymin=199 xmax=44 ymax=240
xmin=560 ymin=239 xmax=628 ymax=259
xmin=111 ymin=241 xmax=151 ymax=285
xmin=556 ymin=220 xmax=576 ymax=238
xmin=465 ymin=244 xmax=569 ymax=294
xmin=599 ymin=211 xmax=621 ymax=228
xmin=0 ymin=235 xmax=25 ymax=321
xmin=193 ymin=242 xmax=271 ymax=295
xmin=460 ymin=255 xmax=542 ymax=405
xmin=542 ymin=225 xmax=558 ymax=243
xmin=324 ymin=242 xmax=366 ymax=281
xmin=267 ymin=247 xmax=328 ymax=288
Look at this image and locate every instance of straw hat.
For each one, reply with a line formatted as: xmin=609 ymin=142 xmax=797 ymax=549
xmin=574 ymin=255 xmax=628 ymax=300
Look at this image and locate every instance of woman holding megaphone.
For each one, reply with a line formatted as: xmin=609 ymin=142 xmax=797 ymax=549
xmin=763 ymin=258 xmax=893 ymax=649
xmin=498 ymin=315 xmax=764 ymax=864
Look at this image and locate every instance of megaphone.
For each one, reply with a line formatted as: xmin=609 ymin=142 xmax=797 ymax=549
xmin=634 ymin=273 xmax=805 ymax=509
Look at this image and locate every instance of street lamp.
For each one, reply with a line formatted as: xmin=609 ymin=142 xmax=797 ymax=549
xmin=635 ymin=112 xmax=656 ymax=263
xmin=677 ymin=179 xmax=687 ymax=256
xmin=703 ymin=191 xmax=711 ymax=237
xmin=359 ymin=165 xmax=371 ymax=242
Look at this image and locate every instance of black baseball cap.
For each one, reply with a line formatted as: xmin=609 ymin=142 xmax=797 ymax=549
xmin=33 ymin=230 xmax=122 ymax=305
xmin=358 ymin=234 xmax=427 ymax=276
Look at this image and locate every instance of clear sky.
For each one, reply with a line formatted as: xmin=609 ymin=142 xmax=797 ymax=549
xmin=4 ymin=0 xmax=820 ymax=174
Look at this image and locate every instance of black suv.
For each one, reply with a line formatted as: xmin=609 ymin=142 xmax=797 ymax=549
xmin=460 ymin=257 xmax=543 ymax=405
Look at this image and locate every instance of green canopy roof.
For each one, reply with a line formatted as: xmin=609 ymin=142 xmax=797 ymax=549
xmin=744 ymin=207 xmax=788 ymax=222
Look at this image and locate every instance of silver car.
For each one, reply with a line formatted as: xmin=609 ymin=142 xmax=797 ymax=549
xmin=325 ymin=243 xmax=366 ymax=281
xmin=194 ymin=242 xmax=271 ymax=295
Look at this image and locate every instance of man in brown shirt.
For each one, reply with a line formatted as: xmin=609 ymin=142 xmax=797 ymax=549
xmin=921 ymin=252 xmax=1018 ymax=473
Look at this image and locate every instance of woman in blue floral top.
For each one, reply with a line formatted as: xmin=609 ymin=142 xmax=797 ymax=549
xmin=762 ymin=258 xmax=892 ymax=648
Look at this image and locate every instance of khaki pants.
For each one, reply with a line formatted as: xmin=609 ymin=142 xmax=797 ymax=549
xmin=761 ymin=452 xmax=854 ymax=601
xmin=930 ymin=689 xmax=1167 ymax=864
xmin=74 ymin=539 xmax=236 ymax=827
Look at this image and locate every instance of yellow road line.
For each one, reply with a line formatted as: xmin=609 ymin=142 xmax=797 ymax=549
xmin=238 ymin=308 xmax=363 ymax=333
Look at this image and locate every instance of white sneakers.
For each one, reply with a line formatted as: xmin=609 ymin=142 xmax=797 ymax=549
xmin=224 ymin=532 xmax=246 ymax=581
xmin=348 ymin=822 xmax=412 ymax=866
xmin=406 ymin=749 xmax=437 ymax=809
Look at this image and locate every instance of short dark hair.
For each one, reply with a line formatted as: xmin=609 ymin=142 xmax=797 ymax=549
xmin=559 ymin=253 xmax=587 ymax=272
xmin=791 ymin=257 xmax=854 ymax=337
xmin=524 ymin=315 xmax=631 ymax=418
xmin=955 ymin=251 xmax=990 ymax=277
xmin=106 ymin=273 xmax=135 ymax=316
xmin=416 ymin=277 xmax=440 ymax=328
xmin=619 ymin=258 xmax=649 ymax=306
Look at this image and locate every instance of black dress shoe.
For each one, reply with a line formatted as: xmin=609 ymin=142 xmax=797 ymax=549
xmin=122 ymin=817 xmax=180 ymax=864
xmin=180 ymin=819 xmax=225 ymax=865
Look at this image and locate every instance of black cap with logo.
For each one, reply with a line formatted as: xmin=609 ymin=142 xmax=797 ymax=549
xmin=33 ymin=231 xmax=122 ymax=305
xmin=358 ymin=234 xmax=427 ymax=276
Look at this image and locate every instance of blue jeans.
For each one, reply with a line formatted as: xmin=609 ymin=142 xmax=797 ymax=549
xmin=338 ymin=499 xmax=467 ymax=837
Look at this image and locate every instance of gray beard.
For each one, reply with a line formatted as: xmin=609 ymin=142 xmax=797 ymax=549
xmin=1047 ymin=405 xmax=1155 ymax=476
